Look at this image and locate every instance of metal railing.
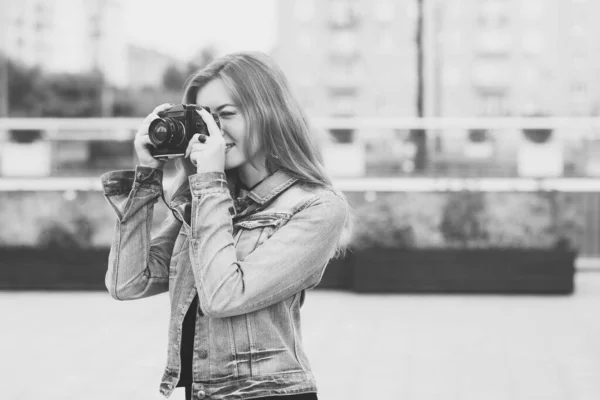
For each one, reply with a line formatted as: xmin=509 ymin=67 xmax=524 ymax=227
xmin=1 ymin=117 xmax=600 ymax=257
xmin=1 ymin=116 xmax=600 ymax=177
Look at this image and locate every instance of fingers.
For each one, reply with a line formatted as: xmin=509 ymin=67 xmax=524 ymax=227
xmin=144 ymin=112 xmax=159 ymax=123
xmin=197 ymin=108 xmax=222 ymax=137
xmin=136 ymin=112 xmax=160 ymax=139
xmin=134 ymin=133 xmax=153 ymax=147
xmin=136 ymin=103 xmax=171 ymax=138
xmin=152 ymin=103 xmax=173 ymax=114
xmin=185 ymin=134 xmax=200 ymax=158
xmin=188 ymin=141 xmax=206 ymax=166
xmin=184 ymin=133 xmax=210 ymax=157
xmin=185 ymin=134 xmax=206 ymax=156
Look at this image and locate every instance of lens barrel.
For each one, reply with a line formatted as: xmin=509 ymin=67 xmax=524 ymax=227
xmin=148 ymin=118 xmax=186 ymax=148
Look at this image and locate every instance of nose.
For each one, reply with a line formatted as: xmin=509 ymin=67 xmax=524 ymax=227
xmin=221 ymin=131 xmax=232 ymax=142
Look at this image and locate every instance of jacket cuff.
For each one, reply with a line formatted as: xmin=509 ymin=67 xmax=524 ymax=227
xmin=101 ymin=166 xmax=163 ymax=196
xmin=188 ymin=172 xmax=228 ymax=196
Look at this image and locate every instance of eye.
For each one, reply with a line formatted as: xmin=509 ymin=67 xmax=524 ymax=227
xmin=219 ymin=111 xmax=236 ymax=118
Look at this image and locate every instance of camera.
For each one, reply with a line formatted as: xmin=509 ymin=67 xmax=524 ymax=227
xmin=148 ymin=104 xmax=221 ymax=159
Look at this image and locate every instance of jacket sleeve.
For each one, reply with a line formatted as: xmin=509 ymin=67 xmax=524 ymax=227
xmin=101 ymin=166 xmax=181 ymax=301
xmin=187 ymin=172 xmax=347 ymax=318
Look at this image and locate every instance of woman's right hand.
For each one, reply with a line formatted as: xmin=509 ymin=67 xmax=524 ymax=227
xmin=134 ymin=103 xmax=173 ymax=169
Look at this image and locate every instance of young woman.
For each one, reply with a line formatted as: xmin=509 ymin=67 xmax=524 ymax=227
xmin=101 ymin=51 xmax=351 ymax=400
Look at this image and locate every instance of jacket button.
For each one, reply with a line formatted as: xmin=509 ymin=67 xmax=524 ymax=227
xmin=197 ymin=390 xmax=206 ymax=399
xmin=198 ymin=349 xmax=208 ymax=359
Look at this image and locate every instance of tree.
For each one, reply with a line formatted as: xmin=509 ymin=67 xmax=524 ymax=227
xmin=162 ymin=64 xmax=187 ymax=91
xmin=4 ymin=60 xmax=106 ymax=117
xmin=162 ymin=46 xmax=217 ymax=91
xmin=186 ymin=46 xmax=217 ymax=76
xmin=7 ymin=60 xmax=45 ymax=116
xmin=40 ymin=71 xmax=104 ymax=117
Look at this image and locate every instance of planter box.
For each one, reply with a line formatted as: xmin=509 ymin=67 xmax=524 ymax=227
xmin=319 ymin=257 xmax=353 ymax=290
xmin=351 ymin=248 xmax=576 ymax=294
xmin=0 ymin=246 xmax=110 ymax=290
xmin=0 ymin=246 xmax=576 ymax=294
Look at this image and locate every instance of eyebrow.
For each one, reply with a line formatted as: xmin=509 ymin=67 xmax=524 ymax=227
xmin=216 ymin=104 xmax=236 ymax=112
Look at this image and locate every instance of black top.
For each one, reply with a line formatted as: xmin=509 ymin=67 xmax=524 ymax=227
xmin=176 ymin=295 xmax=198 ymax=388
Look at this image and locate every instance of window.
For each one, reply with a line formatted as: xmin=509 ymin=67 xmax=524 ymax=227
xmin=572 ymin=56 xmax=588 ymax=75
xmin=330 ymin=93 xmax=357 ymax=116
xmin=478 ymin=0 xmax=509 ymax=28
xmin=523 ymin=65 xmax=540 ymax=86
xmin=570 ymin=25 xmax=585 ymax=38
xmin=442 ymin=32 xmax=462 ymax=52
xmin=472 ymin=60 xmax=510 ymax=90
xmin=477 ymin=30 xmax=511 ymax=55
xmin=374 ymin=0 xmax=395 ymax=22
xmin=522 ymin=31 xmax=544 ymax=55
xmin=295 ymin=0 xmax=315 ymax=23
xmin=480 ymin=94 xmax=507 ymax=116
xmin=571 ymin=82 xmax=587 ymax=95
xmin=443 ymin=65 xmax=461 ymax=87
xmin=522 ymin=101 xmax=540 ymax=116
xmin=296 ymin=33 xmax=312 ymax=50
xmin=330 ymin=30 xmax=359 ymax=57
xmin=405 ymin=2 xmax=418 ymax=21
xmin=522 ymin=0 xmax=544 ymax=20
xmin=329 ymin=128 xmax=354 ymax=143
xmin=377 ymin=28 xmax=394 ymax=54
xmin=329 ymin=0 xmax=359 ymax=29
xmin=329 ymin=60 xmax=362 ymax=86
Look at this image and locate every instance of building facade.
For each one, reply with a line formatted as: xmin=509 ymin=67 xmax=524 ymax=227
xmin=127 ymin=45 xmax=183 ymax=90
xmin=426 ymin=0 xmax=600 ymax=117
xmin=0 ymin=0 xmax=128 ymax=87
xmin=273 ymin=0 xmax=418 ymax=119
xmin=272 ymin=0 xmax=420 ymax=176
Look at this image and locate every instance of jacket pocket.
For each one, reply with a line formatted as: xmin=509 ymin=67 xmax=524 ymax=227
xmin=233 ymin=213 xmax=289 ymax=260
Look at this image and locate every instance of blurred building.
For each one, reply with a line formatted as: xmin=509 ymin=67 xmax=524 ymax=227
xmin=273 ymin=0 xmax=419 ymax=177
xmin=426 ymin=0 xmax=600 ymax=117
xmin=127 ymin=45 xmax=183 ymax=90
xmin=0 ymin=0 xmax=128 ymax=87
xmin=273 ymin=0 xmax=418 ymax=119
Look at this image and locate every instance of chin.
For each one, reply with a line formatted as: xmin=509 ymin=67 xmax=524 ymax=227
xmin=224 ymin=155 xmax=245 ymax=170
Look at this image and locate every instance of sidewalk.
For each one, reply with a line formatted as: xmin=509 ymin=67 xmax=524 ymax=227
xmin=1 ymin=273 xmax=599 ymax=400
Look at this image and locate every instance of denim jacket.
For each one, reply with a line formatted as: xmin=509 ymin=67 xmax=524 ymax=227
xmin=100 ymin=165 xmax=347 ymax=399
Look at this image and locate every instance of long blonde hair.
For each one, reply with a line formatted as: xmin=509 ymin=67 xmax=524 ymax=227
xmin=168 ymin=51 xmax=352 ymax=257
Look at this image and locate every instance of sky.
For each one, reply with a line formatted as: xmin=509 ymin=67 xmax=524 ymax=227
xmin=124 ymin=0 xmax=278 ymax=61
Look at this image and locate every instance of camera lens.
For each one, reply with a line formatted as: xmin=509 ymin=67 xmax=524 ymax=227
xmin=148 ymin=118 xmax=186 ymax=148
xmin=150 ymin=120 xmax=169 ymax=144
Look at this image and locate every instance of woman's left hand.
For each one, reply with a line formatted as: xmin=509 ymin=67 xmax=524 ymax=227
xmin=185 ymin=108 xmax=226 ymax=174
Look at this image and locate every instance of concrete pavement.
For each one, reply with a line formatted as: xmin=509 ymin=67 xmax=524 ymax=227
xmin=1 ymin=273 xmax=599 ymax=400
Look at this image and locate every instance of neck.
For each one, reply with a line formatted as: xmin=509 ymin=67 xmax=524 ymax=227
xmin=238 ymin=161 xmax=269 ymax=190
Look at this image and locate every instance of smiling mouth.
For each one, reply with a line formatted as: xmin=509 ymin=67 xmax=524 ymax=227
xmin=225 ymin=143 xmax=235 ymax=149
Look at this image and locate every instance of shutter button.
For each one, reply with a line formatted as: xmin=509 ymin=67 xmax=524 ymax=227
xmin=197 ymin=390 xmax=206 ymax=399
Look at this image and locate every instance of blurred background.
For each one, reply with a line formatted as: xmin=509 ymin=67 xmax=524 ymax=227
xmin=1 ymin=0 xmax=600 ymax=399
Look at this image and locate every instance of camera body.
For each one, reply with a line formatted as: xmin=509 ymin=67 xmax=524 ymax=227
xmin=148 ymin=104 xmax=221 ymax=159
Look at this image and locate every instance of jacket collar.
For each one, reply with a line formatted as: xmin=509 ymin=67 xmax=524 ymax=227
xmin=170 ymin=169 xmax=298 ymax=210
xmin=243 ymin=170 xmax=298 ymax=205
